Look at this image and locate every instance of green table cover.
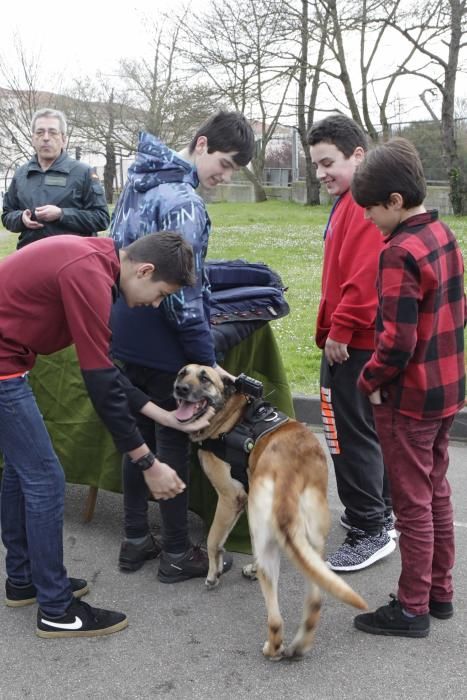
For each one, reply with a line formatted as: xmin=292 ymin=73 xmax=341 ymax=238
xmin=4 ymin=325 xmax=294 ymax=553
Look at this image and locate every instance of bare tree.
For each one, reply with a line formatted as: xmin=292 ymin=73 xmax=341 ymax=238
xmin=69 ymin=86 xmax=118 ymax=203
xmin=60 ymin=12 xmax=219 ymax=203
xmin=0 ymin=41 xmax=129 ymax=203
xmin=119 ymin=13 xmax=220 ymax=151
xmin=0 ymin=41 xmax=66 ymax=185
xmin=279 ymin=0 xmax=425 ymax=205
xmin=283 ymin=0 xmax=329 ymax=205
xmin=185 ymin=0 xmax=298 ymax=201
xmin=310 ymin=1 xmax=428 ymax=140
xmin=64 ymin=78 xmax=141 ymax=203
xmin=383 ymin=0 xmax=467 ymax=213
xmin=0 ymin=16 xmax=223 ymax=203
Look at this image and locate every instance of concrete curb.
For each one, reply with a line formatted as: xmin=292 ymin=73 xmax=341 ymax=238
xmin=292 ymin=393 xmax=467 ymax=442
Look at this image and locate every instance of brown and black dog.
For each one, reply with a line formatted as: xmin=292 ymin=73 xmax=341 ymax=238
xmin=174 ymin=364 xmax=367 ymax=659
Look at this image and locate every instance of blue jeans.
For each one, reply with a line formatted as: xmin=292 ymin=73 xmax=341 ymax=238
xmin=0 ymin=375 xmax=73 ymax=615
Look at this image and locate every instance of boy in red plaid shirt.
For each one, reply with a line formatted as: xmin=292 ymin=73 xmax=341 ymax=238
xmin=351 ymin=137 xmax=466 ymax=638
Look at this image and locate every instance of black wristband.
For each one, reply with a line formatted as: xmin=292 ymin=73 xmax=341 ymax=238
xmin=131 ymin=451 xmax=156 ymax=471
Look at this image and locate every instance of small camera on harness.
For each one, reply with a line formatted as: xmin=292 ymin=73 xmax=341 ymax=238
xmin=234 ymin=373 xmax=264 ymax=398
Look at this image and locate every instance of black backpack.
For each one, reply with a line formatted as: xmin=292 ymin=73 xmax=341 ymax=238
xmin=205 ymin=259 xmax=290 ymax=359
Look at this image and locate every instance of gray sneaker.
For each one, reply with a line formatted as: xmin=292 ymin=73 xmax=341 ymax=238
xmin=340 ymin=513 xmax=398 ymax=539
xmin=327 ymin=527 xmax=396 ymax=572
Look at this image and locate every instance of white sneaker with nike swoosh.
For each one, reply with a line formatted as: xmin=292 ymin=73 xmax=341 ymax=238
xmin=36 ymin=598 xmax=128 ymax=638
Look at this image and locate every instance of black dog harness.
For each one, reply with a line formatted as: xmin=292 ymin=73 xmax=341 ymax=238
xmin=198 ymin=399 xmax=289 ymax=492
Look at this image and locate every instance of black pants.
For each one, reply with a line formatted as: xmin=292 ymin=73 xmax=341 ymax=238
xmin=122 ymin=364 xmax=191 ymax=553
xmin=320 ymin=349 xmax=392 ymax=534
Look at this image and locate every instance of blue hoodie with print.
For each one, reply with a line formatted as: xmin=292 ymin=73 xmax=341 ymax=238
xmin=109 ymin=132 xmax=216 ymax=372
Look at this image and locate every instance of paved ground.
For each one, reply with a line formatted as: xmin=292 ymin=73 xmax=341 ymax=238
xmin=1 ymin=434 xmax=466 ymax=700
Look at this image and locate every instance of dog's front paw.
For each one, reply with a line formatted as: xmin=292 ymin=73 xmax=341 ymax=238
xmin=205 ymin=576 xmax=220 ymax=590
xmin=242 ymin=563 xmax=258 ymax=581
xmin=282 ymin=645 xmax=305 ymax=660
xmin=262 ymin=641 xmax=284 ymax=660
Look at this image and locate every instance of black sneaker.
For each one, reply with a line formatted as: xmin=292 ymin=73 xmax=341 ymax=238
xmin=354 ymin=595 xmax=430 ymax=638
xmin=36 ymin=598 xmax=128 ymax=639
xmin=429 ymin=600 xmax=454 ymax=619
xmin=5 ymin=577 xmax=89 ymax=608
xmin=119 ymin=533 xmax=161 ymax=572
xmin=158 ymin=545 xmax=233 ymax=584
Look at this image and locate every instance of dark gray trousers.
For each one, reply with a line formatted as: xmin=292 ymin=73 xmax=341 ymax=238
xmin=320 ymin=349 xmax=392 ymax=534
xmin=121 ymin=365 xmax=191 ymax=553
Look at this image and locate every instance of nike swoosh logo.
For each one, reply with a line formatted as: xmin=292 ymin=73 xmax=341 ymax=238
xmin=40 ymin=616 xmax=83 ymax=630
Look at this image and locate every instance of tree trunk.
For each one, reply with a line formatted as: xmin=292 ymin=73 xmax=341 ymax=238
xmin=104 ymin=140 xmax=116 ymax=204
xmin=253 ymin=180 xmax=268 ymax=203
xmin=242 ymin=165 xmax=268 ymax=202
xmin=296 ymin=0 xmax=326 ymax=205
xmin=442 ymin=1 xmax=466 ymax=214
xmin=304 ymin=152 xmax=321 ymax=205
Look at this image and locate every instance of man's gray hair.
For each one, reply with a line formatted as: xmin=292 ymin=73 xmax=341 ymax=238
xmin=31 ymin=108 xmax=67 ymax=135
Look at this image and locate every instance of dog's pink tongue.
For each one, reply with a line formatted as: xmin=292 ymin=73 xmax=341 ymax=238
xmin=175 ymin=401 xmax=198 ymax=422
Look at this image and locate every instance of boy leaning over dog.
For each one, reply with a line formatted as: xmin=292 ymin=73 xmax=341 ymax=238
xmin=307 ymin=114 xmax=395 ymax=572
xmin=0 ymin=231 xmax=211 ymax=639
xmin=351 ymin=137 xmax=466 ymax=637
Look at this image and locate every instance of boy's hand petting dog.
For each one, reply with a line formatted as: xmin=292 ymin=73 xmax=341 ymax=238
xmin=141 ymin=401 xmax=215 ymax=433
xmin=213 ymin=363 xmax=236 ymax=383
xmin=171 ymin=406 xmax=215 ymax=431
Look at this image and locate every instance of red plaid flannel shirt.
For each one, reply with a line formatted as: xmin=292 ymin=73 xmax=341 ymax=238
xmin=358 ymin=210 xmax=466 ymax=419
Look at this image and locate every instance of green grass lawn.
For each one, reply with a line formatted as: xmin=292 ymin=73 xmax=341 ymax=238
xmin=206 ymin=201 xmax=467 ymax=394
xmin=1 ymin=200 xmax=466 ymax=395
xmin=206 ymin=200 xmax=328 ymax=394
xmin=0 ymin=231 xmax=16 ymax=259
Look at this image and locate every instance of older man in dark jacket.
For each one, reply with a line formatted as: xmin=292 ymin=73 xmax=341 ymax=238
xmin=1 ymin=108 xmax=109 ymax=248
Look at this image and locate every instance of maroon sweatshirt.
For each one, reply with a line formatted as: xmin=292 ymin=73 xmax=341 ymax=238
xmin=0 ymin=235 xmax=148 ymax=452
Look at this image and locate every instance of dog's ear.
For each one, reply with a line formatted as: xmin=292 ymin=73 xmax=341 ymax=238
xmin=222 ymin=375 xmax=237 ymax=398
xmin=177 ymin=367 xmax=188 ymax=380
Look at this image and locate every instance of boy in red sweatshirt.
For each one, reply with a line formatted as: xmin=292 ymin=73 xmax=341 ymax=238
xmin=352 ymin=138 xmax=465 ymax=637
xmin=307 ymin=114 xmax=395 ymax=570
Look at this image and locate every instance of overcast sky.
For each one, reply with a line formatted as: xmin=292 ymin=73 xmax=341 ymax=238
xmin=1 ymin=0 xmax=453 ymax=124
xmin=2 ymin=0 xmax=195 ymax=82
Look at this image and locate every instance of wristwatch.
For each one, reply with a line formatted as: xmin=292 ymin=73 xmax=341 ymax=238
xmin=131 ymin=451 xmax=156 ymax=471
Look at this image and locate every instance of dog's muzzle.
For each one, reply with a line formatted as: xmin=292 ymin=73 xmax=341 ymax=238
xmin=173 ymin=382 xmax=212 ymax=423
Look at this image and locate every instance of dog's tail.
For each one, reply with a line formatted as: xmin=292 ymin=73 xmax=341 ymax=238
xmin=276 ymin=508 xmax=367 ymax=611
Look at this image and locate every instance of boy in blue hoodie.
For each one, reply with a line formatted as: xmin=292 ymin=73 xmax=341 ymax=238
xmin=110 ymin=111 xmax=255 ymax=583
